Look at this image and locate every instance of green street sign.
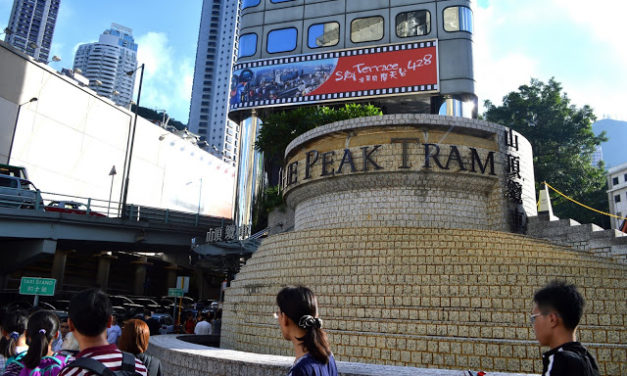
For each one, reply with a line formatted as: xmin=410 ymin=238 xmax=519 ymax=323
xmin=19 ymin=277 xmax=56 ymax=296
xmin=168 ymin=288 xmax=184 ymax=297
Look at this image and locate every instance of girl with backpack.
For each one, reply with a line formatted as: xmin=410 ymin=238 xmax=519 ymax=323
xmin=275 ymin=286 xmax=337 ymax=376
xmin=2 ymin=309 xmax=28 ymax=376
xmin=15 ymin=310 xmax=69 ymax=376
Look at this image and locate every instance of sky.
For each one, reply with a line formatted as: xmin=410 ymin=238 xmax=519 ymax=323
xmin=1 ymin=0 xmax=626 ymax=123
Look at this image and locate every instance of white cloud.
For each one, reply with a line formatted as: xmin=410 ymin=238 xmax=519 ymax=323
xmin=135 ymin=32 xmax=193 ymax=124
xmin=473 ymin=0 xmax=627 ymax=120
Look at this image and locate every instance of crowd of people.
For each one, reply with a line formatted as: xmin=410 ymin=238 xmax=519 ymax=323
xmin=0 ymin=281 xmax=599 ymax=376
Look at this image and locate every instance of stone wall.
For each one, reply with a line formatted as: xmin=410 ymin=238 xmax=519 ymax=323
xmin=282 ymin=114 xmax=536 ymax=233
xmin=221 ymin=228 xmax=627 ymax=375
xmin=147 ymin=335 xmax=538 ymax=376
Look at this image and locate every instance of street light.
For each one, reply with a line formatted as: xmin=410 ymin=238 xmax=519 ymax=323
xmin=7 ymin=97 xmax=38 ymax=165
xmin=107 ymin=165 xmax=117 ymax=216
xmin=120 ymin=63 xmax=145 ymax=218
xmin=51 ymin=55 xmax=61 ymax=62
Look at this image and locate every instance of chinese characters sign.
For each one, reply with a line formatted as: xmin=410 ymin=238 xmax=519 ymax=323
xmin=19 ymin=277 xmax=56 ymax=296
xmin=206 ymin=224 xmax=252 ymax=243
xmin=229 ymin=41 xmax=439 ymax=111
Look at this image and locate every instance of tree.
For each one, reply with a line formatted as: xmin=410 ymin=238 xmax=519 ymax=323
xmin=255 ymin=103 xmax=382 ymax=186
xmin=251 ymin=103 xmax=382 ymax=231
xmin=484 ymin=78 xmax=609 ymax=227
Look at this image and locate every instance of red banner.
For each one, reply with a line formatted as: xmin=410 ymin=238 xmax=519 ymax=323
xmin=229 ymin=41 xmax=439 ymax=111
xmin=309 ymin=46 xmax=437 ymax=96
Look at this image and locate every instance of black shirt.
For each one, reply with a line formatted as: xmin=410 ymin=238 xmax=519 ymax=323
xmin=542 ymin=342 xmax=600 ymax=376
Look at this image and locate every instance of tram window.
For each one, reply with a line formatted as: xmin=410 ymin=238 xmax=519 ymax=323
xmin=238 ymin=33 xmax=257 ymax=57
xmin=443 ymin=6 xmax=473 ymax=32
xmin=308 ymin=22 xmax=340 ymax=48
xmin=241 ymin=0 xmax=260 ymax=9
xmin=267 ymin=27 xmax=298 ymax=53
xmin=396 ymin=10 xmax=431 ymax=37
xmin=351 ymin=16 xmax=384 ymax=43
xmin=271 ymin=0 xmax=294 ymax=2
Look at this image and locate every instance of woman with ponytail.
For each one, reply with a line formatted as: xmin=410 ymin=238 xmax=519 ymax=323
xmin=275 ymin=286 xmax=337 ymax=376
xmin=2 ymin=309 xmax=28 ymax=376
xmin=12 ymin=310 xmax=68 ymax=376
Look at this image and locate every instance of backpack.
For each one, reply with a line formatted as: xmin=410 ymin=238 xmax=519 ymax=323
xmin=64 ymin=352 xmax=142 ymax=376
xmin=23 ymin=354 xmax=70 ymax=376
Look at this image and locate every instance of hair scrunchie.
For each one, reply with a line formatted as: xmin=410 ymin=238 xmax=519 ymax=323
xmin=38 ymin=329 xmax=46 ymax=335
xmin=9 ymin=332 xmax=20 ymax=340
xmin=298 ymin=315 xmax=322 ymax=329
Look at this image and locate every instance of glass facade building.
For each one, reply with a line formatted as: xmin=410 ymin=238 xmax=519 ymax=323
xmin=188 ymin=0 xmax=240 ymax=165
xmin=4 ymin=0 xmax=61 ymax=63
xmin=73 ymin=24 xmax=138 ymax=107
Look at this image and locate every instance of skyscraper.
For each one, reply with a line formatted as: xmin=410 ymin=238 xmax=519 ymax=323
xmin=4 ymin=0 xmax=61 ymax=63
xmin=73 ymin=23 xmax=138 ymax=106
xmin=188 ymin=0 xmax=239 ymax=164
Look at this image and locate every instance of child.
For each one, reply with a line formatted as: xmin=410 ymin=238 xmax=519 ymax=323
xmin=2 ymin=310 xmax=28 ymax=376
xmin=18 ymin=310 xmax=69 ymax=376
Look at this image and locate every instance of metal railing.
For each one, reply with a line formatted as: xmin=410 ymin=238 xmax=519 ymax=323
xmin=0 ymin=189 xmax=227 ymax=229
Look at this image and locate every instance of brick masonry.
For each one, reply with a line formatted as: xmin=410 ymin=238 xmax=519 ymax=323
xmin=219 ymin=115 xmax=626 ymax=375
xmin=282 ymin=114 xmax=536 ymax=233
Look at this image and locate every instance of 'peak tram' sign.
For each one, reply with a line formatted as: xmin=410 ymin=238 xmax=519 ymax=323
xmin=283 ymin=138 xmax=496 ymax=191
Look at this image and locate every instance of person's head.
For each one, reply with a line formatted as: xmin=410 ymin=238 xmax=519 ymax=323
xmin=143 ymin=309 xmax=151 ymax=319
xmin=22 ymin=310 xmax=60 ymax=369
xmin=68 ymin=288 xmax=112 ymax=337
xmin=58 ymin=317 xmax=70 ymax=339
xmin=532 ymin=280 xmax=585 ymax=346
xmin=275 ymin=286 xmax=331 ymax=364
xmin=2 ymin=309 xmax=28 ymax=357
xmin=117 ymin=319 xmax=150 ymax=355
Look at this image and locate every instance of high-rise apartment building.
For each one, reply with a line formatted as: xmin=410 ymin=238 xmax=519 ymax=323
xmin=73 ymin=23 xmax=138 ymax=106
xmin=4 ymin=0 xmax=60 ymax=63
xmin=188 ymin=0 xmax=239 ymax=164
xmin=608 ymin=162 xmax=627 ymax=230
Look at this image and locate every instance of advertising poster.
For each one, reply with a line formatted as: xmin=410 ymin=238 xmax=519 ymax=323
xmin=229 ymin=40 xmax=439 ymax=111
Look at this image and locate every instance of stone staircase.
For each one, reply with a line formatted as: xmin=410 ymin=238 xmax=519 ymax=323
xmin=528 ymin=214 xmax=627 ymax=263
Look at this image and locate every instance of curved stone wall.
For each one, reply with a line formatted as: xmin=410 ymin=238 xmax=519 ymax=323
xmin=221 ymin=114 xmax=626 ymax=375
xmin=282 ymin=114 xmax=536 ymax=233
xmin=222 ymin=228 xmax=626 ymax=374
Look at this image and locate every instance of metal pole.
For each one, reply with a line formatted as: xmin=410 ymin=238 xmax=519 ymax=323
xmin=197 ymin=178 xmax=203 ymax=215
xmin=7 ymin=98 xmax=37 ymax=165
xmin=121 ymin=64 xmax=144 ymax=218
xmin=108 ymin=173 xmax=114 ymax=216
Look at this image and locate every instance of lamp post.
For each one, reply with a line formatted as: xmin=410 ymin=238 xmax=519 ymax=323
xmin=107 ymin=165 xmax=117 ymax=216
xmin=7 ymin=97 xmax=38 ymax=165
xmin=120 ymin=63 xmax=145 ymax=218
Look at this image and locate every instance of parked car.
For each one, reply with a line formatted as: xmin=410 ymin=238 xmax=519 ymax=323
xmin=0 ymin=175 xmax=43 ymax=209
xmin=131 ymin=297 xmax=162 ymax=313
xmin=109 ymin=295 xmax=143 ymax=319
xmin=45 ymin=200 xmax=106 ymax=217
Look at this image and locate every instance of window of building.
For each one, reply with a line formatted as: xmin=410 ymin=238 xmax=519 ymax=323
xmin=241 ymin=0 xmax=260 ymax=9
xmin=308 ymin=22 xmax=339 ymax=48
xmin=616 ymin=194 xmax=622 ymax=203
xmin=351 ymin=16 xmax=384 ymax=43
xmin=238 ymin=33 xmax=257 ymax=57
xmin=396 ymin=10 xmax=431 ymax=37
xmin=267 ymin=27 xmax=297 ymax=53
xmin=443 ymin=6 xmax=473 ymax=33
xmin=614 ymin=177 xmax=620 ymax=186
xmin=624 ymin=173 xmax=627 ymax=182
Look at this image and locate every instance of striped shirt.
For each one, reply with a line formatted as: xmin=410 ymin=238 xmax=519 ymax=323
xmin=59 ymin=344 xmax=147 ymax=376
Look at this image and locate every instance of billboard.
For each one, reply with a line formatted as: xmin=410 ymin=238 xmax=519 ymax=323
xmin=229 ymin=40 xmax=438 ymax=111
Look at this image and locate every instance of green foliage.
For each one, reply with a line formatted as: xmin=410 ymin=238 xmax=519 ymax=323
xmin=255 ymin=103 xmax=382 ymax=162
xmin=252 ymin=185 xmax=284 ymax=232
xmin=484 ymin=78 xmax=609 ymax=227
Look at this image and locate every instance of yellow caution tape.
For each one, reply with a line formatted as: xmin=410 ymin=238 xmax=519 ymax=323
xmin=543 ymin=181 xmax=627 ymax=221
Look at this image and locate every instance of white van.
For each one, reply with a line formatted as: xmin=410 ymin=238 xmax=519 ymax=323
xmin=0 ymin=175 xmax=43 ymax=209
